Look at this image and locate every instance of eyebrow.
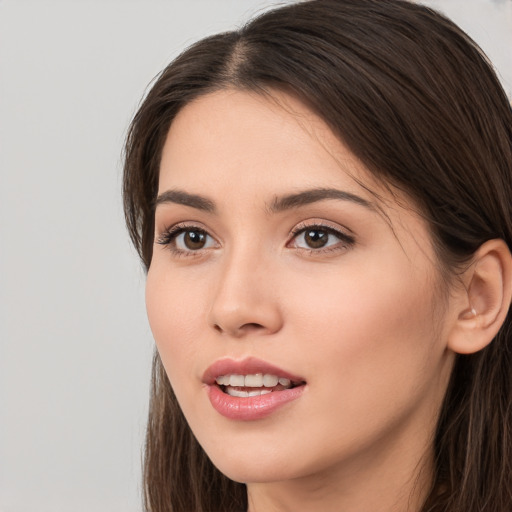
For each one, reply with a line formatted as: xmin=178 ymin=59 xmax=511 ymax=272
xmin=155 ymin=189 xmax=216 ymax=212
xmin=154 ymin=187 xmax=373 ymax=214
xmin=269 ymin=187 xmax=373 ymax=212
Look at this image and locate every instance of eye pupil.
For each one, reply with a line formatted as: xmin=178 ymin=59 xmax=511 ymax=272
xmin=184 ymin=230 xmax=206 ymax=250
xmin=305 ymin=229 xmax=328 ymax=248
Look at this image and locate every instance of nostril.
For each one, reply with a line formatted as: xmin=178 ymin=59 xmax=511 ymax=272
xmin=213 ymin=322 xmax=265 ymax=335
xmin=241 ymin=322 xmax=265 ymax=331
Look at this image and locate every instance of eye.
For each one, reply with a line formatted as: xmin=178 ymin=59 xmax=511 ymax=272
xmin=175 ymin=229 xmax=214 ymax=250
xmin=288 ymin=223 xmax=355 ymax=252
xmin=156 ymin=224 xmax=218 ymax=255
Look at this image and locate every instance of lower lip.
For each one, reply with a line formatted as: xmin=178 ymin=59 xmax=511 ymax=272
xmin=206 ymin=384 xmax=305 ymax=421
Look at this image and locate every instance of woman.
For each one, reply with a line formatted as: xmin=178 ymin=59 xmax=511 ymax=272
xmin=123 ymin=0 xmax=512 ymax=510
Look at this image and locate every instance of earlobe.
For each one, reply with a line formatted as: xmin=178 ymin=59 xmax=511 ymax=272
xmin=448 ymin=239 xmax=512 ymax=355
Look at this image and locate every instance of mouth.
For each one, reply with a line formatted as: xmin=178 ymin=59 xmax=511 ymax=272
xmin=203 ymin=357 xmax=307 ymax=420
xmin=215 ymin=373 xmax=304 ymax=397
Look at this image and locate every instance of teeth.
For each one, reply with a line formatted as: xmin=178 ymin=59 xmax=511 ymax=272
xmin=226 ymin=387 xmax=273 ymax=397
xmin=229 ymin=374 xmax=245 ymax=387
xmin=245 ymin=374 xmax=263 ymax=387
xmin=215 ymin=373 xmax=294 ymax=388
xmin=216 ymin=375 xmax=230 ymax=386
xmin=263 ymin=374 xmax=278 ymax=387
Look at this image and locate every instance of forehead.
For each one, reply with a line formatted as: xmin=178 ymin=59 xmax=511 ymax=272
xmin=159 ymin=88 xmax=374 ymax=195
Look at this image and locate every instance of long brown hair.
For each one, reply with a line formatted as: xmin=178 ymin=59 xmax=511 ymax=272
xmin=123 ymin=1 xmax=512 ymax=510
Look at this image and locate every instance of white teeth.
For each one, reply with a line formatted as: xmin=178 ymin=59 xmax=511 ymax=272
xmin=226 ymin=387 xmax=273 ymax=397
xmin=263 ymin=374 xmax=278 ymax=387
xmin=215 ymin=375 xmax=229 ymax=385
xmin=245 ymin=373 xmax=263 ymax=387
xmin=215 ymin=373 xmax=294 ymax=388
xmin=229 ymin=374 xmax=245 ymax=387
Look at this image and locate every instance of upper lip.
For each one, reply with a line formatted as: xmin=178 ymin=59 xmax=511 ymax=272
xmin=202 ymin=356 xmax=305 ymax=385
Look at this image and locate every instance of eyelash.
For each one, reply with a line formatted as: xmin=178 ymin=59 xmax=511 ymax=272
xmin=287 ymin=222 xmax=355 ymax=255
xmin=156 ymin=222 xmax=214 ymax=258
xmin=155 ymin=221 xmax=355 ymax=258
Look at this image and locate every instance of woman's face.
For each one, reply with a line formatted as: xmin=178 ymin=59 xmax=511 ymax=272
xmin=146 ymin=89 xmax=456 ymax=487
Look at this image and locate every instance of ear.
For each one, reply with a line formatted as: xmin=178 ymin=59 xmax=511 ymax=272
xmin=447 ymin=239 xmax=512 ymax=355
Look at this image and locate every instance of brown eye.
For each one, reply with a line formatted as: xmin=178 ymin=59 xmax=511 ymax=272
xmin=156 ymin=225 xmax=217 ymax=254
xmin=183 ymin=230 xmax=207 ymax=250
xmin=304 ymin=229 xmax=329 ymax=248
xmin=289 ymin=224 xmax=355 ymax=252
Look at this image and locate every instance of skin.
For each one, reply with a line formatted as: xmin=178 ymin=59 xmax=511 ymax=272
xmin=146 ymin=89 xmax=460 ymax=512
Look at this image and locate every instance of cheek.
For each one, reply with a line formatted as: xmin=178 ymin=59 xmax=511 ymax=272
xmin=145 ymin=265 xmax=207 ymax=387
xmin=267 ymin=262 xmax=447 ymax=469
xmin=286 ymin=257 xmax=442 ymax=406
xmin=289 ymin=255 xmax=436 ymax=341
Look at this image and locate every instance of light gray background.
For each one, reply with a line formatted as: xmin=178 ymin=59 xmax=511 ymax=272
xmin=0 ymin=1 xmax=510 ymax=511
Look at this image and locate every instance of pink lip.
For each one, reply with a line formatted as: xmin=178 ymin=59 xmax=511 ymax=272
xmin=203 ymin=357 xmax=306 ymax=421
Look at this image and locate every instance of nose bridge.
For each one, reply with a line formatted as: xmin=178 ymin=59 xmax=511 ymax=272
xmin=208 ymin=239 xmax=282 ymax=337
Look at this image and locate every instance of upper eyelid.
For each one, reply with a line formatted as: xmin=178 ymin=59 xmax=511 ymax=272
xmin=155 ymin=222 xmax=214 ymax=246
xmin=289 ymin=220 xmax=354 ymax=237
xmin=157 ymin=221 xmax=213 ymax=237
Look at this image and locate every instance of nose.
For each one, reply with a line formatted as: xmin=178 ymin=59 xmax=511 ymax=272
xmin=208 ymin=250 xmax=283 ymax=338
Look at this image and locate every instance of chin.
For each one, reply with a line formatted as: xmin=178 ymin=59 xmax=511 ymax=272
xmin=199 ymin=435 xmax=316 ymax=484
xmin=212 ymin=458 xmax=297 ymax=484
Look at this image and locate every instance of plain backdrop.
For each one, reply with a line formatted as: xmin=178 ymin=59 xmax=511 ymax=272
xmin=0 ymin=1 xmax=510 ymax=511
